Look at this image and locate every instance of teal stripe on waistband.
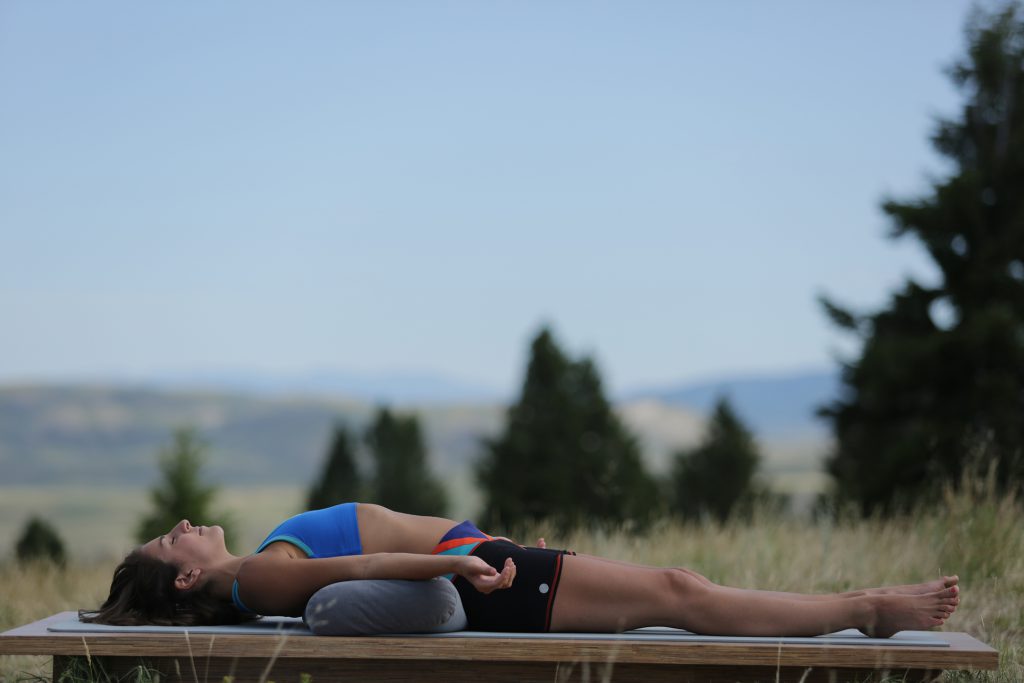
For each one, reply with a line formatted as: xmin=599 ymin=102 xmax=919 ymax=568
xmin=435 ymin=542 xmax=483 ymax=580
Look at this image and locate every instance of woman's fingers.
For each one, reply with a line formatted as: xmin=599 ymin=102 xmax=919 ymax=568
xmin=465 ymin=558 xmax=514 ymax=593
xmin=486 ymin=559 xmax=516 ymax=592
xmin=501 ymin=558 xmax=516 ymax=587
xmin=464 ymin=556 xmax=517 ymax=593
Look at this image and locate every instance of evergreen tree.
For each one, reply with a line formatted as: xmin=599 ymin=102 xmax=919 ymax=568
xmin=15 ymin=516 xmax=66 ymax=566
xmin=365 ymin=407 xmax=448 ymax=517
xmin=669 ymin=397 xmax=762 ymax=522
xmin=819 ymin=4 xmax=1024 ymax=513
xmin=137 ymin=428 xmax=236 ymax=547
xmin=477 ymin=327 xmax=659 ymax=529
xmin=307 ymin=424 xmax=363 ymax=510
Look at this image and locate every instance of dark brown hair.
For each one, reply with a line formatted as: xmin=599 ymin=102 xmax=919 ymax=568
xmin=79 ymin=548 xmax=256 ymax=626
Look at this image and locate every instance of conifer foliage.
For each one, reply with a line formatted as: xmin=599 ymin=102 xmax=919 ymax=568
xmin=819 ymin=4 xmax=1024 ymax=513
xmin=15 ymin=516 xmax=66 ymax=566
xmin=137 ymin=428 xmax=235 ymax=546
xmin=669 ymin=397 xmax=761 ymax=522
xmin=307 ymin=425 xmax=363 ymax=510
xmin=477 ymin=327 xmax=659 ymax=529
xmin=365 ymin=407 xmax=448 ymax=517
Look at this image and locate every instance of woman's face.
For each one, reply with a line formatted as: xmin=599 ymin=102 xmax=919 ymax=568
xmin=141 ymin=519 xmax=226 ymax=570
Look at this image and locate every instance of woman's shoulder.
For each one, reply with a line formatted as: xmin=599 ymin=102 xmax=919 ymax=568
xmin=234 ymin=552 xmax=300 ymax=617
xmin=256 ymin=540 xmax=308 ymax=560
xmin=236 ymin=544 xmax=303 ymax=587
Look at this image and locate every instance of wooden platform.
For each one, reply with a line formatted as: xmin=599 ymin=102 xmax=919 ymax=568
xmin=1 ymin=612 xmax=999 ymax=682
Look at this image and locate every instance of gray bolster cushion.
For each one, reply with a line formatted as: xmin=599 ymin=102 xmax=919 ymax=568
xmin=303 ymin=578 xmax=467 ymax=635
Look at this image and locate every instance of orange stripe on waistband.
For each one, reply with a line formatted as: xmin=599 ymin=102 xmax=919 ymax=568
xmin=432 ymin=535 xmax=493 ymax=554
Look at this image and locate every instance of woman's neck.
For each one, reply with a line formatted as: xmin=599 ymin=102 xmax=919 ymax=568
xmin=204 ymin=554 xmax=249 ymax=601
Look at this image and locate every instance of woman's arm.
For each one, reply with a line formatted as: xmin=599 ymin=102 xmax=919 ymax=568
xmin=236 ymin=552 xmax=516 ymax=616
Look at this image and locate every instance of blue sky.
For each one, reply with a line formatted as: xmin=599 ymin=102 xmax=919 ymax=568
xmin=0 ymin=1 xmax=976 ymax=394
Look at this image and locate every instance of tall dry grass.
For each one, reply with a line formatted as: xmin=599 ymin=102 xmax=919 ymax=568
xmin=1 ymin=475 xmax=1020 ymax=682
xmin=0 ymin=560 xmax=111 ymax=681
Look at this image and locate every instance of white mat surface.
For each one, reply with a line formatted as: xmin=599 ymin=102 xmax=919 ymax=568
xmin=48 ymin=618 xmax=948 ymax=646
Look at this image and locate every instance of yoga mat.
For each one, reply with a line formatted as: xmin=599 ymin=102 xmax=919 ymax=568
xmin=50 ymin=617 xmax=310 ymax=636
xmin=48 ymin=618 xmax=948 ymax=647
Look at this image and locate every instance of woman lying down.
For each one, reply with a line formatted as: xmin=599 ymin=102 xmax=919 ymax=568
xmin=81 ymin=503 xmax=959 ymax=637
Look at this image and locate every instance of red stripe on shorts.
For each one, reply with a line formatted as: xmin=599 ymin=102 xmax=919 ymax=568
xmin=544 ymin=553 xmax=564 ymax=632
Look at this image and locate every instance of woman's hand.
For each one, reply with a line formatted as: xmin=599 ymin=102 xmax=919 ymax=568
xmin=458 ymin=555 xmax=516 ymax=594
xmin=492 ymin=536 xmax=547 ymax=549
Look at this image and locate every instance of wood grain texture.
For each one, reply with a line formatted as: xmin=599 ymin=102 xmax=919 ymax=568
xmin=55 ymin=655 xmax=946 ymax=683
xmin=6 ymin=612 xmax=997 ymax=678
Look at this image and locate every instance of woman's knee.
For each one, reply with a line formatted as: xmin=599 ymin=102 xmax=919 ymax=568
xmin=664 ymin=568 xmax=712 ymax=600
xmin=674 ymin=567 xmax=716 ymax=588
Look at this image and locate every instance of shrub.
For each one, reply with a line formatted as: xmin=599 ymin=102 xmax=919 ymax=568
xmin=15 ymin=516 xmax=66 ymax=566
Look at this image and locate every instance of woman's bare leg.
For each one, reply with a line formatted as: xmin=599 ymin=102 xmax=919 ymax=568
xmin=670 ymin=566 xmax=959 ymax=602
xmin=550 ymin=555 xmax=958 ymax=637
xmin=580 ymin=554 xmax=958 ymax=602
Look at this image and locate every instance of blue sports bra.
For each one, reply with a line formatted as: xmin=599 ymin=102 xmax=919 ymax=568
xmin=231 ymin=502 xmax=362 ymax=614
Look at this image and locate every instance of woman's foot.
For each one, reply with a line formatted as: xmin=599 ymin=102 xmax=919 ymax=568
xmin=863 ymin=586 xmax=960 ymax=638
xmin=866 ymin=575 xmax=959 ymax=597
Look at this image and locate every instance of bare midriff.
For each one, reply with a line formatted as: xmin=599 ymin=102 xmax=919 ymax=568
xmin=356 ymin=503 xmax=459 ymax=555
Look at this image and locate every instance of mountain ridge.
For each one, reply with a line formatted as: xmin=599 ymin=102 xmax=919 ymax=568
xmin=0 ymin=367 xmax=838 ymax=490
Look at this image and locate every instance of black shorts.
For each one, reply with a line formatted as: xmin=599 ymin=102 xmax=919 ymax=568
xmin=452 ymin=540 xmax=575 ymax=632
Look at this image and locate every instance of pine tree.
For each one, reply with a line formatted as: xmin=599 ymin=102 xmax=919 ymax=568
xmin=15 ymin=516 xmax=66 ymax=566
xmin=669 ymin=397 xmax=762 ymax=522
xmin=365 ymin=407 xmax=448 ymax=517
xmin=819 ymin=4 xmax=1024 ymax=513
xmin=136 ymin=428 xmax=236 ymax=547
xmin=307 ymin=424 xmax=363 ymax=510
xmin=477 ymin=327 xmax=659 ymax=529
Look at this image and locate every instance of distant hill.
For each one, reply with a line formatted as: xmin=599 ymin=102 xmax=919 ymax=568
xmin=143 ymin=369 xmax=504 ymax=404
xmin=0 ymin=385 xmax=707 ymax=487
xmin=85 ymin=365 xmax=841 ymax=440
xmin=627 ymin=368 xmax=840 ymax=440
xmin=0 ymin=368 xmax=840 ymax=492
xmin=104 ymin=367 xmax=842 ymax=437
xmin=0 ymin=385 xmax=366 ymax=486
